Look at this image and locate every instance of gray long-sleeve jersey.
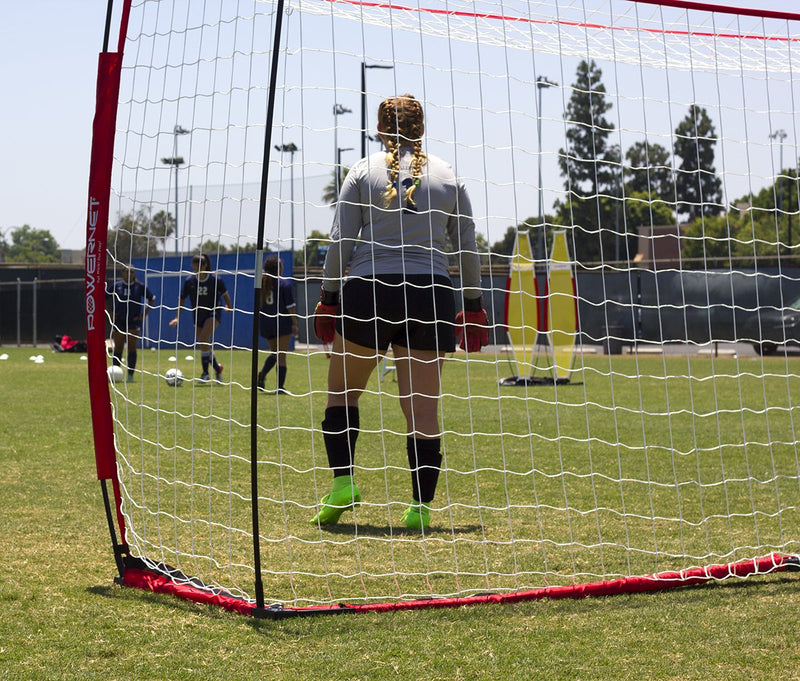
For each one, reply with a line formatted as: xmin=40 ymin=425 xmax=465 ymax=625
xmin=322 ymin=148 xmax=482 ymax=301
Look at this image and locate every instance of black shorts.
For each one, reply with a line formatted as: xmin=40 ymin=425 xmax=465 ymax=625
xmin=195 ymin=309 xmax=221 ymax=329
xmin=114 ymin=315 xmax=143 ymax=334
xmin=338 ymin=275 xmax=456 ymax=352
xmin=260 ymin=315 xmax=294 ymax=340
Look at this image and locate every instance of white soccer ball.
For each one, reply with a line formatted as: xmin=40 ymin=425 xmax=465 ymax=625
xmin=107 ymin=365 xmax=124 ymax=383
xmin=165 ymin=367 xmax=184 ymax=387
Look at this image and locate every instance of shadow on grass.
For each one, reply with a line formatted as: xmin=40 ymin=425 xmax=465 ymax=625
xmin=87 ymin=583 xmax=230 ymax=615
xmin=313 ymin=521 xmax=484 ymax=537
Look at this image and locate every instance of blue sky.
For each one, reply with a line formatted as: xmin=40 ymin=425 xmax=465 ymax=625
xmin=0 ymin=0 xmax=794 ymax=252
xmin=1 ymin=1 xmax=109 ymax=250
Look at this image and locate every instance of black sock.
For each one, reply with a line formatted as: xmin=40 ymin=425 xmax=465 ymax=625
xmin=261 ymin=354 xmax=277 ymax=376
xmin=201 ymin=351 xmax=210 ymax=374
xmin=407 ymin=437 xmax=443 ymax=504
xmin=277 ymin=365 xmax=287 ymax=389
xmin=211 ymin=353 xmax=220 ymax=371
xmin=113 ymin=351 xmax=122 ymax=367
xmin=127 ymin=350 xmax=137 ymax=374
xmin=322 ymin=406 xmax=360 ymax=478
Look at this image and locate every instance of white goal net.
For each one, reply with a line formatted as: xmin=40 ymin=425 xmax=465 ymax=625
xmin=92 ymin=0 xmax=800 ymax=612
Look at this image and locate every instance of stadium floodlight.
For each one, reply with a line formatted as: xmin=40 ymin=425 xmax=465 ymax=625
xmin=361 ymin=62 xmax=394 ymax=158
xmin=85 ymin=0 xmax=800 ymax=619
xmin=770 ymin=129 xmax=789 ymax=249
xmin=333 ymin=104 xmax=352 ymax=196
xmin=335 ymin=147 xmax=353 ymax=199
xmin=160 ymin=155 xmax=184 ymax=257
xmin=160 ymin=124 xmax=190 ymax=256
xmin=536 ymin=76 xmax=557 ymax=265
xmin=274 ymin=143 xmax=299 ymax=254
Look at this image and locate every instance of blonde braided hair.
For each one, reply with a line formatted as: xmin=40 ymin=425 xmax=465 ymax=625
xmin=378 ymin=94 xmax=427 ymax=209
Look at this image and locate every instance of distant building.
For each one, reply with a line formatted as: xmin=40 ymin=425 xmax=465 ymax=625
xmin=60 ymin=249 xmax=85 ymax=265
xmin=635 ymin=224 xmax=683 ymax=269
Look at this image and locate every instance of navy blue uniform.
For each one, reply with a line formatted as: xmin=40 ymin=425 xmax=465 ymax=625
xmin=259 ymin=280 xmax=295 ymax=339
xmin=180 ymin=273 xmax=228 ymax=327
xmin=107 ymin=279 xmax=156 ymax=333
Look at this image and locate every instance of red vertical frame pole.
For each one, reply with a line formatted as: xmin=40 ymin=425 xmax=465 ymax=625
xmin=86 ymin=0 xmax=132 ymax=558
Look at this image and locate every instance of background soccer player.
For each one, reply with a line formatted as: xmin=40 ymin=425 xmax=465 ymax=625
xmin=169 ymin=253 xmax=233 ymax=382
xmin=106 ymin=264 xmax=156 ymax=382
xmin=257 ymin=254 xmax=298 ymax=394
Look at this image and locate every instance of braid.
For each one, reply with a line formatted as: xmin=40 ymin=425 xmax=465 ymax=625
xmin=382 ymin=139 xmax=400 ymax=208
xmin=405 ymin=140 xmax=425 ymax=208
xmin=378 ymin=94 xmax=427 ymax=208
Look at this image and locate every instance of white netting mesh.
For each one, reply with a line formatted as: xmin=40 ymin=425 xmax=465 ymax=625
xmin=102 ymin=0 xmax=800 ymax=607
xmin=293 ymin=0 xmax=800 ymax=74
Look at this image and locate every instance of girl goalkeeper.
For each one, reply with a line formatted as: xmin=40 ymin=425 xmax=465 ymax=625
xmin=311 ymin=93 xmax=488 ymax=531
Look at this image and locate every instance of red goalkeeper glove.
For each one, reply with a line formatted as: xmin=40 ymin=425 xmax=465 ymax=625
xmin=455 ymin=307 xmax=489 ymax=352
xmin=314 ymin=290 xmax=340 ymax=344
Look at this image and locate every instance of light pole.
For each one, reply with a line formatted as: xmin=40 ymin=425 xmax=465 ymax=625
xmin=536 ymin=76 xmax=557 ymax=265
xmin=160 ymin=156 xmax=184 ymax=256
xmin=770 ymin=129 xmax=788 ymax=253
xmin=161 ymin=124 xmax=190 ymax=256
xmin=274 ymin=143 xmax=299 ymax=256
xmin=333 ymin=103 xmax=352 ymax=196
xmin=336 ymin=147 xmax=354 ymax=198
xmin=361 ymin=62 xmax=394 ymax=158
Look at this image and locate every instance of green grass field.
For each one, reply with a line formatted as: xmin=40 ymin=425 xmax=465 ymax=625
xmin=1 ymin=345 xmax=799 ymax=680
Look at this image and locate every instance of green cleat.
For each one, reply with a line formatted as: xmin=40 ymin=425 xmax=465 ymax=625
xmin=310 ymin=483 xmax=361 ymax=525
xmin=401 ymin=502 xmax=431 ymax=530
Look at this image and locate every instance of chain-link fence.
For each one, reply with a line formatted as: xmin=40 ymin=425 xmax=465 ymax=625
xmin=0 ymin=277 xmax=86 ymax=346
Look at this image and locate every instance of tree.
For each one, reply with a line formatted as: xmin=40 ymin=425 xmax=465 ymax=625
xmin=555 ymin=59 xmax=617 ymax=263
xmin=322 ymin=167 xmax=351 ymax=206
xmin=679 ymin=168 xmax=800 ymax=268
xmin=747 ymin=166 xmax=799 ymax=257
xmin=474 ymin=232 xmax=491 ymax=266
xmin=297 ymin=229 xmax=331 ymax=267
xmin=1 ymin=224 xmax=61 ymax=263
xmin=490 ymin=219 xmax=537 ymax=263
xmin=491 ymin=225 xmax=521 ymax=258
xmin=107 ymin=207 xmax=175 ymax=261
xmin=198 ymin=239 xmax=230 ymax=255
xmin=673 ymin=105 xmax=723 ymax=221
xmin=623 ymin=191 xmax=676 ymax=231
xmin=624 ymin=140 xmax=673 ymax=199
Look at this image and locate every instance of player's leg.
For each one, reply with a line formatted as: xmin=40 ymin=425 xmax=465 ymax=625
xmin=125 ymin=328 xmax=140 ymax=381
xmin=311 ymin=333 xmax=380 ymax=524
xmin=275 ymin=333 xmax=292 ymax=393
xmin=394 ymin=346 xmax=445 ymax=438
xmin=111 ymin=328 xmax=126 ymax=368
xmin=394 ymin=346 xmax=446 ymax=530
xmin=196 ymin=315 xmax=216 ymax=381
xmin=258 ymin=336 xmax=278 ymax=390
xmin=390 ymin=277 xmax=454 ymax=530
xmin=209 ymin=316 xmax=223 ymax=380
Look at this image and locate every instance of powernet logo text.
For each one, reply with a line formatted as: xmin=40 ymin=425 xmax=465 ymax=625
xmin=86 ymin=196 xmax=101 ymax=331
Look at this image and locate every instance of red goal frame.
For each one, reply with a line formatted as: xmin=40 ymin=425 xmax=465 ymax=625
xmin=86 ymin=0 xmax=800 ymax=618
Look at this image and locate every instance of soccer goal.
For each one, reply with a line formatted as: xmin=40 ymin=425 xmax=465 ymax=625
xmin=86 ymin=0 xmax=800 ymax=616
